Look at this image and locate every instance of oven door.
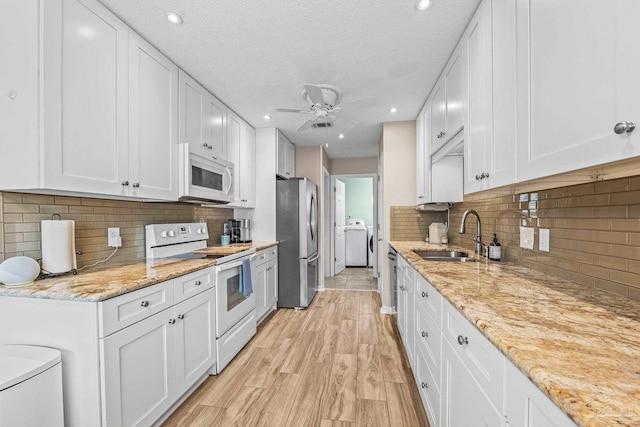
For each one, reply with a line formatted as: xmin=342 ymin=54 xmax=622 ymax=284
xmin=180 ymin=148 xmax=234 ymax=203
xmin=215 ymin=257 xmax=256 ymax=337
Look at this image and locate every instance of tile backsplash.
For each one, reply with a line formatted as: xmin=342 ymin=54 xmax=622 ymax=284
xmin=446 ymin=175 xmax=640 ymax=300
xmin=390 ymin=206 xmax=446 ymax=241
xmin=0 ymin=192 xmax=230 ymax=268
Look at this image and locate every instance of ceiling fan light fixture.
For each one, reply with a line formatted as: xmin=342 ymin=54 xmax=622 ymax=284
xmin=416 ymin=0 xmax=433 ymax=10
xmin=165 ymin=11 xmax=183 ymax=25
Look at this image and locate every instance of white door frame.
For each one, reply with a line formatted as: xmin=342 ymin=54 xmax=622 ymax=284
xmin=323 ymin=167 xmax=331 ymax=280
xmin=329 ymin=173 xmax=378 ymax=278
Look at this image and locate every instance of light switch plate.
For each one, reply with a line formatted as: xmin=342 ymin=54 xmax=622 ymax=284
xmin=539 ymin=228 xmax=550 ymax=252
xmin=520 ymin=226 xmax=534 ymax=250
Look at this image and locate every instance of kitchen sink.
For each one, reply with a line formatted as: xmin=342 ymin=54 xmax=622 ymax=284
xmin=413 ymin=250 xmax=479 ymax=263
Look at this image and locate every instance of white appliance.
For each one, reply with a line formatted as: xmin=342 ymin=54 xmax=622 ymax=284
xmin=179 ymin=144 xmax=234 ymax=204
xmin=145 ymin=223 xmax=256 ymax=374
xmin=345 ymin=219 xmax=367 ymax=267
xmin=0 ymin=345 xmax=64 ymax=427
xmin=367 ymin=226 xmax=374 ymax=268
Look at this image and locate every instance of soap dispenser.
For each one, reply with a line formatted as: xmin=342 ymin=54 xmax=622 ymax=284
xmin=489 ymin=233 xmax=502 ymax=261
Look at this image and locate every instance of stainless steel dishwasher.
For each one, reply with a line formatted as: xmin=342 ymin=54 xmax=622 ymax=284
xmin=387 ymin=247 xmax=398 ymax=311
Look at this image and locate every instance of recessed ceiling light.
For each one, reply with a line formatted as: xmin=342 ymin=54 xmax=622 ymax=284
xmin=166 ymin=12 xmax=183 ymax=25
xmin=339 ymin=134 xmax=345 ymax=139
xmin=416 ymin=0 xmax=433 ymax=11
xmin=264 ymin=115 xmax=271 ymax=120
xmin=390 ymin=107 xmax=397 ymax=113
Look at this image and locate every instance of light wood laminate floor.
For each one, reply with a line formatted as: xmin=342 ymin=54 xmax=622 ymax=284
xmin=162 ymin=290 xmax=429 ymax=427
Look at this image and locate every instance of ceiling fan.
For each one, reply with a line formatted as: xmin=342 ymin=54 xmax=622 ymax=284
xmin=272 ymin=84 xmax=375 ymax=132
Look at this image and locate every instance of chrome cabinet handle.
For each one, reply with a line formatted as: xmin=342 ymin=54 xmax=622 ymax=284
xmin=140 ymin=300 xmax=149 ymax=307
xmin=457 ymin=335 xmax=468 ymax=346
xmin=177 ymin=314 xmax=184 ymax=319
xmin=132 ymin=183 xmax=140 ymax=188
xmin=195 ymin=280 xmax=202 ymax=286
xmin=481 ymin=172 xmax=490 ymax=179
xmin=122 ymin=181 xmax=129 ymax=186
xmin=422 ymin=331 xmax=429 ymax=338
xmin=475 ymin=174 xmax=482 ymax=181
xmin=421 ymin=291 xmax=428 ymax=298
xmin=169 ymin=318 xmax=176 ymax=324
xmin=614 ymin=121 xmax=636 ymax=134
xmin=421 ymin=382 xmax=428 ymax=389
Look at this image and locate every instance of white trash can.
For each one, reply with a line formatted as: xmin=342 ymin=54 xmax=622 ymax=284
xmin=0 ymin=345 xmax=64 ymax=427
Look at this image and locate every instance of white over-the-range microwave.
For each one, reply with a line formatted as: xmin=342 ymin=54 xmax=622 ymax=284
xmin=179 ymin=144 xmax=234 ymax=204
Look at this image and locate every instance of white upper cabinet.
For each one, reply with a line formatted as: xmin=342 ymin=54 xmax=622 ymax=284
xmin=516 ymin=0 xmax=640 ymax=182
xmin=416 ymin=109 xmax=429 ymax=204
xmin=227 ymin=110 xmax=256 ymax=208
xmin=431 ymin=43 xmax=464 ymax=153
xmin=464 ymin=0 xmax=516 ymax=194
xmin=430 ymin=81 xmax=447 ymax=150
xmin=178 ymin=70 xmax=227 ymax=160
xmin=128 ymin=32 xmax=179 ymax=200
xmin=277 ymin=130 xmax=296 ymax=179
xmin=42 ymin=0 xmax=130 ymax=196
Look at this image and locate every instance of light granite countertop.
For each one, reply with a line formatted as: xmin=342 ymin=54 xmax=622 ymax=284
xmin=391 ymin=241 xmax=640 ymax=427
xmin=0 ymin=241 xmax=278 ymax=302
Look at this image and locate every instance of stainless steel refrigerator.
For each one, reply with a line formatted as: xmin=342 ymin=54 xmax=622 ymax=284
xmin=276 ymin=177 xmax=318 ymax=308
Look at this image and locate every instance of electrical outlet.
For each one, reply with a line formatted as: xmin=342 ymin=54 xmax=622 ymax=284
xmin=108 ymin=227 xmax=122 ymax=248
xmin=539 ymin=228 xmax=550 ymax=252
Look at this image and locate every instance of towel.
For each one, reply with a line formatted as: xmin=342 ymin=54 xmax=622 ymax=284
xmin=239 ymin=258 xmax=253 ymax=297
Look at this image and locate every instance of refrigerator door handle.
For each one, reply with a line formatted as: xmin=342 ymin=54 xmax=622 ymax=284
xmin=307 ymin=253 xmax=319 ymax=263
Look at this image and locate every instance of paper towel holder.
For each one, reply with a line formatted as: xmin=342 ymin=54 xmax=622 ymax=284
xmin=39 ymin=213 xmax=78 ymax=279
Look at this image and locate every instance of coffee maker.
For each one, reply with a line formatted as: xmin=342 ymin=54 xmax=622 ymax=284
xmin=225 ymin=219 xmax=252 ymax=243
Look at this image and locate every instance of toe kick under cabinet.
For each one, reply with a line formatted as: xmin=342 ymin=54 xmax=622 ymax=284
xmin=401 ymin=258 xmax=577 ymax=427
xmin=0 ymin=267 xmax=216 ymax=427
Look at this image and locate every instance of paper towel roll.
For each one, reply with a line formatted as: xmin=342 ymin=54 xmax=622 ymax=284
xmin=41 ymin=220 xmax=77 ymax=274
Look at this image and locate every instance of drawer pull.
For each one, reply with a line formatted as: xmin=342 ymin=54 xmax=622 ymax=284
xmin=195 ymin=280 xmax=202 ymax=286
xmin=168 ymin=319 xmax=176 ymax=324
xmin=421 ymin=382 xmax=428 ymax=389
xmin=177 ymin=314 xmax=184 ymax=320
xmin=140 ymin=300 xmax=150 ymax=308
xmin=421 ymin=291 xmax=428 ymax=298
xmin=422 ymin=331 xmax=429 ymax=338
xmin=457 ymin=335 xmax=469 ymax=346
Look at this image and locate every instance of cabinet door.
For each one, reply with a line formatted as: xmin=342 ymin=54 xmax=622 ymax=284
xmin=240 ymin=122 xmax=256 ymax=208
xmin=178 ymin=70 xmax=207 ymax=157
xmin=128 ymin=31 xmax=179 ymax=200
xmin=285 ymin=140 xmax=296 ymax=178
xmin=101 ymin=308 xmax=176 ymax=427
xmin=516 ymin=0 xmax=640 ymax=182
xmin=444 ymin=42 xmax=464 ymax=139
xmin=43 ymin=0 xmax=129 ymax=196
xmin=205 ymin=94 xmax=227 ymax=160
xmin=277 ymin=132 xmax=287 ymax=178
xmin=442 ymin=339 xmax=504 ymax=427
xmin=416 ymin=108 xmax=430 ymax=204
xmin=174 ymin=289 xmax=216 ymax=397
xmin=430 ymin=81 xmax=447 ymax=151
xmin=505 ymin=362 xmax=577 ymax=427
xmin=266 ymin=258 xmax=278 ymax=310
xmin=227 ymin=111 xmax=242 ymax=205
xmin=253 ymin=261 xmax=268 ymax=321
xmin=396 ymin=271 xmax=406 ymax=341
xmin=463 ymin=0 xmax=492 ymax=194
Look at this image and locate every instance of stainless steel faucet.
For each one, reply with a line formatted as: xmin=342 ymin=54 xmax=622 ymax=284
xmin=459 ymin=210 xmax=483 ymax=255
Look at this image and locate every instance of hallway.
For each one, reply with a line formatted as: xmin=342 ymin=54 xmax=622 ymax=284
xmin=324 ymin=267 xmax=378 ymax=291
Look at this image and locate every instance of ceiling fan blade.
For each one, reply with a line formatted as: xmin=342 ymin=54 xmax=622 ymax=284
xmin=304 ymin=84 xmax=325 ymax=106
xmin=333 ymin=97 xmax=376 ymax=112
xmin=333 ymin=115 xmax=358 ymax=129
xmin=296 ymin=117 xmax=316 ymax=132
xmin=273 ymin=107 xmax=308 ymax=113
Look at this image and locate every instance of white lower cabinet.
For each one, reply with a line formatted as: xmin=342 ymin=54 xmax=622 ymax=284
xmin=399 ymin=258 xmax=577 ymax=427
xmin=253 ymin=247 xmax=279 ymax=323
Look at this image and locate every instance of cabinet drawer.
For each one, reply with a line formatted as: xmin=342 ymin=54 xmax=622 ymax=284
xmin=216 ymin=309 xmax=256 ymax=373
xmin=255 ymin=246 xmax=278 ymax=265
xmin=416 ymin=306 xmax=442 ymax=387
xmin=99 ymin=281 xmax=174 ymax=337
xmin=443 ymin=302 xmax=505 ymax=411
xmin=174 ymin=267 xmax=214 ymax=303
xmin=416 ymin=275 xmax=442 ymax=328
xmin=415 ymin=344 xmax=440 ymax=427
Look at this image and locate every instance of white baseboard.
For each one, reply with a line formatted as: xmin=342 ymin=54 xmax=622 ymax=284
xmin=380 ymin=306 xmax=396 ymax=315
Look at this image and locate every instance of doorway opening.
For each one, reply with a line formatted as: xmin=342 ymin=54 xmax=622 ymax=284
xmin=325 ymin=174 xmax=378 ymax=292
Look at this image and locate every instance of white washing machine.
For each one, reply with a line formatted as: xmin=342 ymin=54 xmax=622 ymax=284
xmin=0 ymin=345 xmax=64 ymax=427
xmin=367 ymin=226 xmax=374 ymax=268
xmin=345 ymin=219 xmax=368 ymax=267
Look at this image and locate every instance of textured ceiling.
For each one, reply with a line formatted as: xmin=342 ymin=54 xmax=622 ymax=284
xmin=98 ymin=0 xmax=480 ymax=158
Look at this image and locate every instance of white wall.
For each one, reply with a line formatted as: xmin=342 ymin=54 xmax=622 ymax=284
xmin=250 ymin=128 xmax=278 ymax=241
xmin=330 ymin=157 xmax=378 ymax=175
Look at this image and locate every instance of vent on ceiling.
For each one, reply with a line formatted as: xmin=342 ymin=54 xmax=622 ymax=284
xmin=311 ymin=122 xmax=333 ymax=128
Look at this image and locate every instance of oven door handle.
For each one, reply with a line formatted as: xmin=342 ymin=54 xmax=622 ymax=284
xmin=217 ymin=255 xmax=256 ymax=272
xmin=307 ymin=253 xmax=319 ymax=263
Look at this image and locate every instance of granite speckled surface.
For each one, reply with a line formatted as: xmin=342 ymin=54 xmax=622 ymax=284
xmin=0 ymin=242 xmax=277 ymax=302
xmin=391 ymin=241 xmax=640 ymax=427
